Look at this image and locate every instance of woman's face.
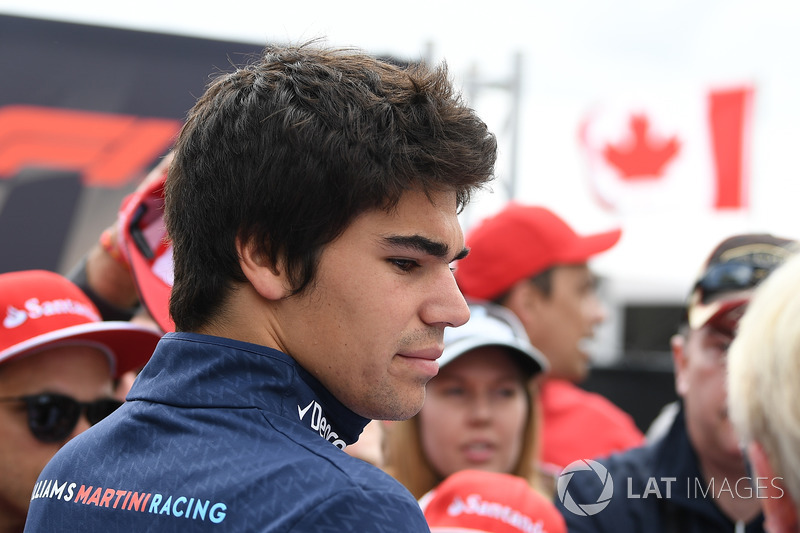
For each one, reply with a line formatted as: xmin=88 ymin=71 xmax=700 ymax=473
xmin=418 ymin=347 xmax=530 ymax=478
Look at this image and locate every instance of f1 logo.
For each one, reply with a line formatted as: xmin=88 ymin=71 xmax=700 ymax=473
xmin=0 ymin=105 xmax=181 ymax=187
xmin=0 ymin=104 xmax=182 ymax=273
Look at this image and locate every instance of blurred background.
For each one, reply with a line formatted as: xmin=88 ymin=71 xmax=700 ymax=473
xmin=1 ymin=0 xmax=798 ymax=429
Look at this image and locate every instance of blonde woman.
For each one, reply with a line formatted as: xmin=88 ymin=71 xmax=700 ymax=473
xmin=384 ymin=302 xmax=549 ymax=499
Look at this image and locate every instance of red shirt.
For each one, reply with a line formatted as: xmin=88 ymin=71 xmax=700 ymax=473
xmin=539 ymin=379 xmax=644 ymax=472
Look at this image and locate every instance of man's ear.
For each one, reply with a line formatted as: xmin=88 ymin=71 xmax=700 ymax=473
xmin=236 ymin=236 xmax=290 ymax=301
xmin=671 ymin=333 xmax=689 ymax=398
xmin=504 ymin=279 xmax=543 ymax=325
xmin=748 ymin=441 xmax=799 ymax=533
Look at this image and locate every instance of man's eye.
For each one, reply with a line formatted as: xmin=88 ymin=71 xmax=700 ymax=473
xmin=389 ymin=258 xmax=419 ymax=272
xmin=715 ymin=341 xmax=732 ymax=355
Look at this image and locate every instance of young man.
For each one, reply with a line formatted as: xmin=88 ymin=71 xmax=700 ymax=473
xmin=25 ymin=43 xmax=497 ymax=531
xmin=555 ymin=233 xmax=797 ymax=533
xmin=728 ymin=251 xmax=800 ymax=533
xmin=454 ymin=203 xmax=643 ymax=471
xmin=0 ymin=270 xmax=160 ymax=533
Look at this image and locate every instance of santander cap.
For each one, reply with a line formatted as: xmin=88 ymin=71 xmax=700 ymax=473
xmin=456 ymin=203 xmax=621 ymax=301
xmin=420 ymin=469 xmax=567 ymax=533
xmin=0 ymin=270 xmax=161 ymax=377
xmin=117 ymin=164 xmax=174 ymax=332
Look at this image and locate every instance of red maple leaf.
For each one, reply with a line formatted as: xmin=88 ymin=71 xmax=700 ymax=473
xmin=602 ymin=114 xmax=681 ymax=180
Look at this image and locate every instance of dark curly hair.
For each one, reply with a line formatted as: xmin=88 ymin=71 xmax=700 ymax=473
xmin=166 ymin=42 xmax=497 ymax=331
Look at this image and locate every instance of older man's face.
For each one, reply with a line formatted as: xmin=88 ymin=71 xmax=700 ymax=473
xmin=674 ymin=307 xmax=746 ymax=471
xmin=0 ymin=347 xmax=113 ymax=528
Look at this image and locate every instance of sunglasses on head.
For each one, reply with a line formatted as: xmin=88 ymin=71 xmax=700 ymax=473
xmin=0 ymin=393 xmax=122 ymax=443
xmin=694 ymin=261 xmax=771 ymax=302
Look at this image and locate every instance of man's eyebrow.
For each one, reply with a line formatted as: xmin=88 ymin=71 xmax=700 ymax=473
xmin=383 ymin=235 xmax=469 ymax=262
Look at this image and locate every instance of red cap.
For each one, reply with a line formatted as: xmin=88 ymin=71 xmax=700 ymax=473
xmin=420 ymin=470 xmax=567 ymax=533
xmin=456 ymin=204 xmax=621 ymax=300
xmin=0 ymin=270 xmax=162 ymax=377
xmin=117 ymin=165 xmax=174 ymax=332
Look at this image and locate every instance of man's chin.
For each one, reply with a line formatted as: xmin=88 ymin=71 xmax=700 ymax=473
xmin=362 ymin=390 xmax=426 ymax=422
xmin=720 ymin=424 xmax=746 ymax=459
xmin=572 ymin=368 xmax=590 ymax=384
xmin=570 ymin=355 xmax=592 ymax=383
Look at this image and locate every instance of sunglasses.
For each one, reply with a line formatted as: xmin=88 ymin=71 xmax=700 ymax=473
xmin=128 ymin=198 xmax=169 ymax=263
xmin=0 ymin=393 xmax=122 ymax=443
xmin=694 ymin=261 xmax=772 ymax=302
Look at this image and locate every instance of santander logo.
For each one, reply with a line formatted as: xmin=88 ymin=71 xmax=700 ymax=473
xmin=3 ymin=298 xmax=99 ymax=329
xmin=3 ymin=306 xmax=27 ymax=328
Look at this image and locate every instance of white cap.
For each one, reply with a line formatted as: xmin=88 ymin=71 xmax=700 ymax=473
xmin=441 ymin=302 xmax=548 ymax=377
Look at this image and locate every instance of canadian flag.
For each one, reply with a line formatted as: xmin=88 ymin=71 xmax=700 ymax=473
xmin=579 ymin=85 xmax=754 ymax=212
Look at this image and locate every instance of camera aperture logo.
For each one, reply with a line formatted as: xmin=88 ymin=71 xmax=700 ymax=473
xmin=557 ymin=459 xmax=614 ymax=516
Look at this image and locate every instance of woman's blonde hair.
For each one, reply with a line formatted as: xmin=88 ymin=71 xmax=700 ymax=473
xmin=383 ymin=379 xmax=543 ymax=499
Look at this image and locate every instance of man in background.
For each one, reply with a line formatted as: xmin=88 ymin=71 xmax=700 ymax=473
xmin=455 ymin=203 xmax=643 ymax=472
xmin=0 ymin=270 xmax=159 ymax=532
xmin=556 ymin=233 xmax=796 ymax=532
